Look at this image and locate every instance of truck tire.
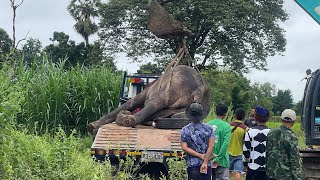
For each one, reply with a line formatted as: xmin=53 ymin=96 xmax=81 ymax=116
xmin=171 ymin=112 xmax=187 ymax=118
xmin=154 ymin=117 xmax=192 ymax=129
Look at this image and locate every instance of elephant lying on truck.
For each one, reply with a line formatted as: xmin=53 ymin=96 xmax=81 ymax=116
xmin=87 ymin=65 xmax=211 ymax=134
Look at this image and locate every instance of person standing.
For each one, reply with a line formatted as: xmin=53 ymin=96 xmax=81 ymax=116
xmin=243 ymin=106 xmax=270 ymax=180
xmin=266 ymin=109 xmax=302 ymax=180
xmin=244 ymin=108 xmax=257 ymax=128
xmin=228 ymin=108 xmax=248 ymax=180
xmin=181 ymin=103 xmax=215 ymax=180
xmin=207 ymin=103 xmax=231 ymax=180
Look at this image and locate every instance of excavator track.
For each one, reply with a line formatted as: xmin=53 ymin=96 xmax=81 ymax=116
xmin=299 ymin=148 xmax=320 ymax=178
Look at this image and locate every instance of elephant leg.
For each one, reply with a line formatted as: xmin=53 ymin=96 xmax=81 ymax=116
xmin=115 ymin=96 xmax=167 ymax=127
xmin=87 ymin=89 xmax=147 ymax=133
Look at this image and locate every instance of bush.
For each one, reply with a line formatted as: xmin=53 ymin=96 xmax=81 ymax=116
xmin=0 ymin=128 xmax=113 ymax=179
xmin=0 ymin=64 xmax=25 ymax=177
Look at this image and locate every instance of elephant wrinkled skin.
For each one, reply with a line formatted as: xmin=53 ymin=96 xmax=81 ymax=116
xmin=87 ymin=65 xmax=211 ymax=134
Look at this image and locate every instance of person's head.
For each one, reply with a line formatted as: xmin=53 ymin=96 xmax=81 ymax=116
xmin=215 ymin=103 xmax=228 ymax=119
xmin=254 ymin=106 xmax=269 ymax=124
xmin=185 ymin=103 xmax=206 ymax=123
xmin=249 ymin=108 xmax=256 ymax=118
xmin=234 ymin=108 xmax=246 ymax=121
xmin=281 ymin=109 xmax=297 ymax=128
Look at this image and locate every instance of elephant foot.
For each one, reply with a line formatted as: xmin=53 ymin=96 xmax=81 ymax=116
xmin=87 ymin=123 xmax=98 ymax=135
xmin=115 ymin=114 xmax=137 ymax=127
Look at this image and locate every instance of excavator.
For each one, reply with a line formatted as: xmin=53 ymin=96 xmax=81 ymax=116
xmin=294 ymin=1 xmax=320 ymax=178
xmin=300 ymin=69 xmax=320 ymax=178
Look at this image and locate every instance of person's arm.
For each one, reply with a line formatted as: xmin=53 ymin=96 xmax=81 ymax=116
xmin=204 ymin=137 xmax=215 ymax=163
xmin=181 ymin=142 xmax=205 ymax=159
xmin=214 ymin=126 xmax=231 ymax=164
xmin=288 ymin=135 xmax=302 ymax=180
xmin=180 ymin=127 xmax=205 ymax=159
xmin=200 ymin=137 xmax=215 ymax=174
xmin=201 ymin=127 xmax=215 ymax=174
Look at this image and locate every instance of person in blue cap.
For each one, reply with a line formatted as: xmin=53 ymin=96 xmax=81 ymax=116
xmin=243 ymin=106 xmax=270 ymax=180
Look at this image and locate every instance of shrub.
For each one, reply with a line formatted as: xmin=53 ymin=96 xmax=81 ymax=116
xmin=0 ymin=64 xmax=25 ymax=177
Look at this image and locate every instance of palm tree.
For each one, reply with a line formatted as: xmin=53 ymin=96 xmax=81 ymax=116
xmin=68 ymin=0 xmax=99 ymax=46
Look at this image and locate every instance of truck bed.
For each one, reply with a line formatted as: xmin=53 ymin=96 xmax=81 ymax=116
xmin=91 ymin=123 xmax=181 ymax=151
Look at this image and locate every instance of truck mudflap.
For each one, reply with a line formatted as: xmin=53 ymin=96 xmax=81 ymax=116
xmin=91 ymin=123 xmax=183 ymax=162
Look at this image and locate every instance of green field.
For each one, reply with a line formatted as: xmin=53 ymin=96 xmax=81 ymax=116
xmin=267 ymin=122 xmax=306 ymax=148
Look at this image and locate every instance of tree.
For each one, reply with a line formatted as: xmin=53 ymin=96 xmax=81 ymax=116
xmin=9 ymin=0 xmax=28 ymax=51
xmin=0 ymin=28 xmax=12 ymax=63
xmin=44 ymin=32 xmax=116 ymax=68
xmin=98 ymin=0 xmax=288 ymax=72
xmin=272 ymin=89 xmax=294 ymax=115
xmin=251 ymin=82 xmax=276 ymax=112
xmin=43 ymin=32 xmax=87 ymax=67
xmin=293 ymin=100 xmax=302 ymax=116
xmin=68 ymin=0 xmax=100 ymax=46
xmin=87 ymin=41 xmax=117 ymax=70
xmin=202 ymin=69 xmax=253 ymax=111
xmin=21 ymin=38 xmax=42 ymax=66
xmin=139 ymin=62 xmax=163 ymax=74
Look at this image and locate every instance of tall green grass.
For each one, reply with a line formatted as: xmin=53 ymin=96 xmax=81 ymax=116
xmin=16 ymin=58 xmax=122 ymax=134
xmin=1 ymin=128 xmax=112 ymax=179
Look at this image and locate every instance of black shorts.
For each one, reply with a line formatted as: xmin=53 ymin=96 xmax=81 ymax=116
xmin=187 ymin=166 xmax=212 ymax=180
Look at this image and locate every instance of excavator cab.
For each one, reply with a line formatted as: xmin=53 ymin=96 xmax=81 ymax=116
xmin=301 ymin=69 xmax=320 ymax=145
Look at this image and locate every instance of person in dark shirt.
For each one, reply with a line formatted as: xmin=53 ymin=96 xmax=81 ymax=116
xmin=244 ymin=108 xmax=257 ymax=128
xmin=181 ymin=103 xmax=215 ymax=180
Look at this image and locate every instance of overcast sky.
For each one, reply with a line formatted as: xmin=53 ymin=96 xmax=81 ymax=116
xmin=1 ymin=0 xmax=320 ymax=102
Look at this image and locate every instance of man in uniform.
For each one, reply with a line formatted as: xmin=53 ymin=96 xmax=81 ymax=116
xmin=266 ymin=109 xmax=302 ymax=180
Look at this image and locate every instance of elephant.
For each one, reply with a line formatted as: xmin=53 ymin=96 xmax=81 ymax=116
xmin=87 ymin=65 xmax=211 ymax=134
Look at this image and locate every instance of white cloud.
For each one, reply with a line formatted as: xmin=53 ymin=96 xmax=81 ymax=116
xmin=246 ymin=1 xmax=320 ymax=102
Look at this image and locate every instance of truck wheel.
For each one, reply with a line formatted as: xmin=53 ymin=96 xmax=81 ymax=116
xmin=154 ymin=117 xmax=192 ymax=129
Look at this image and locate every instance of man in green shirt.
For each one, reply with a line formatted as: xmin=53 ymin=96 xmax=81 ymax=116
xmin=207 ymin=103 xmax=231 ymax=180
xmin=266 ymin=109 xmax=302 ymax=180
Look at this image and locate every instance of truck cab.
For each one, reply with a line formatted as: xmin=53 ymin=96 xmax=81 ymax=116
xmin=90 ymin=71 xmax=184 ymax=178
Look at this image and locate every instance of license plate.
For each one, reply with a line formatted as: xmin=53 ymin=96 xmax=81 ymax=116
xmin=141 ymin=151 xmax=163 ymax=163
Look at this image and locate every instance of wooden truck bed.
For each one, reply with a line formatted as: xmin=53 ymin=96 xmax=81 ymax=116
xmin=91 ymin=123 xmax=183 ymax=162
xmin=92 ymin=123 xmax=181 ymax=151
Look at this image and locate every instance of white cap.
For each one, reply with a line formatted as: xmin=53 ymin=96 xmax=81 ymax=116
xmin=281 ymin=109 xmax=296 ymax=122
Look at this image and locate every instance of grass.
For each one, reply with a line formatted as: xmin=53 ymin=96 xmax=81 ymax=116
xmin=267 ymin=122 xmax=306 ymax=148
xmin=16 ymin=58 xmax=123 ymax=134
